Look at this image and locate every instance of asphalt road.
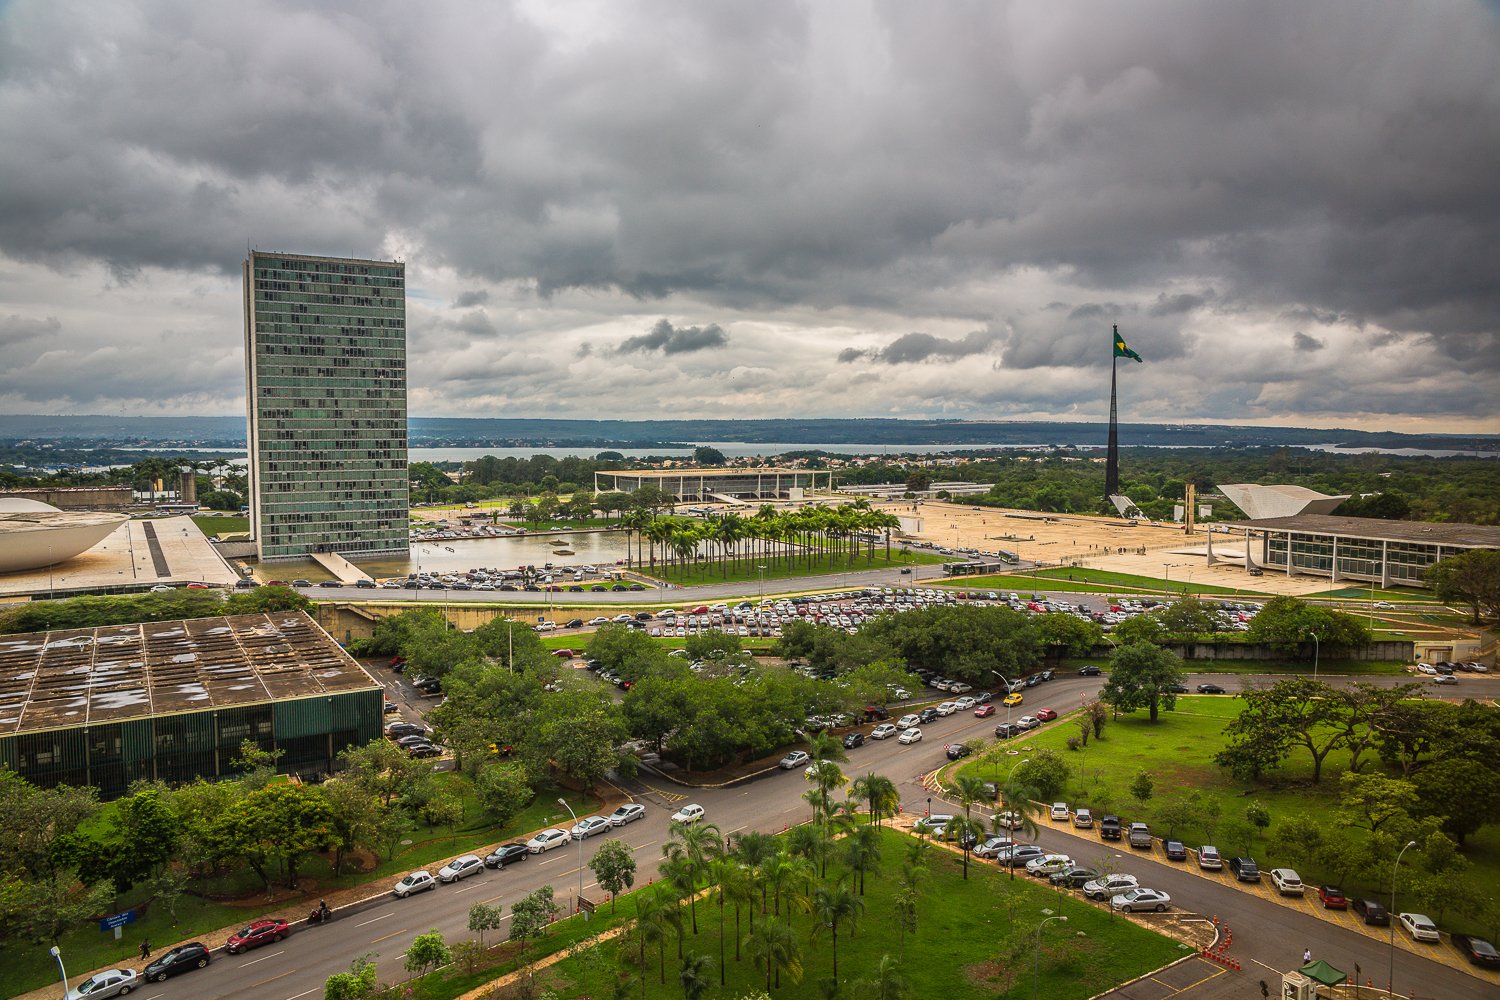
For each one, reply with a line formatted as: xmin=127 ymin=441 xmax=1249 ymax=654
xmin=123 ymin=667 xmax=1493 ymax=1000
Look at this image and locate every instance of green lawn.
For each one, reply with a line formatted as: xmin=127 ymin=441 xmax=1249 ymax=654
xmin=649 ymin=549 xmax=944 ymax=587
xmin=541 ymin=826 xmax=1187 ymax=1000
xmin=191 ymin=514 xmax=249 ymax=537
xmin=957 ymin=697 xmax=1500 ymax=935
xmin=9 ymin=775 xmax=601 ymax=995
xmin=1028 ymin=567 xmax=1267 ymax=596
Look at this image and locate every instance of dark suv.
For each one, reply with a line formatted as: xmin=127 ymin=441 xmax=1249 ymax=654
xmin=1229 ymin=856 xmax=1261 ymax=882
xmin=918 ymin=707 xmax=940 ymax=724
xmin=144 ymin=942 xmax=211 ymax=982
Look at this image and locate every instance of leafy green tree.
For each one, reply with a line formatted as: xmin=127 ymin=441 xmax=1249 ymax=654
xmin=1129 ymin=770 xmax=1155 ymax=809
xmin=469 ymin=901 xmax=505 ymax=947
xmin=1216 ymin=677 xmax=1345 ymax=783
xmin=746 ymin=917 xmax=802 ymax=991
xmin=855 ymin=954 xmax=911 ymax=1000
xmin=589 ymin=839 xmax=638 ymax=912
xmin=849 ymin=772 xmax=901 ymax=827
xmin=404 ymin=928 xmax=452 ymax=978
xmin=680 ymin=951 xmax=715 ymax=1000
xmin=1111 ymin=614 xmax=1167 ymax=645
xmin=321 ymin=777 xmax=384 ymax=874
xmin=1338 ymin=771 xmax=1419 ymax=833
xmin=510 ymin=885 xmax=561 ymax=954
xmin=322 ymin=955 xmax=379 ymax=1000
xmin=209 ymin=782 xmax=337 ymax=889
xmin=1034 ymin=612 xmax=1104 ymax=655
xmin=1427 ymin=549 xmax=1500 ymax=624
xmin=684 ymin=628 xmax=744 ymax=663
xmin=528 ymin=693 xmax=628 ymax=789
xmin=693 ymin=446 xmax=728 ymax=466
xmin=1013 ymin=750 xmax=1070 ymax=802
xmin=1158 ymin=596 xmax=1221 ymax=636
xmin=472 ymin=762 xmax=534 ymax=824
xmin=338 ymin=739 xmax=434 ymax=808
xmin=1246 ymin=596 xmax=1372 ymax=656
xmin=1412 ymin=757 xmax=1500 ymax=845
xmin=1101 ymin=641 xmax=1186 ymax=722
xmin=1245 ymin=801 xmax=1271 ymax=842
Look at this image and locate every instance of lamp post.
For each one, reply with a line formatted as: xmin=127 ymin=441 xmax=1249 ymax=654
xmin=1388 ymin=840 xmax=1416 ymax=993
xmin=1308 ymin=631 xmax=1320 ymax=682
xmin=757 ymin=564 xmax=766 ymax=603
xmin=992 ymin=670 xmax=1014 ymax=732
xmin=557 ymin=797 xmax=588 ymax=920
xmin=1034 ymin=915 xmax=1068 ymax=1000
xmin=49 ymin=945 xmax=69 ymax=999
xmin=1163 ymin=562 xmax=1175 ymax=592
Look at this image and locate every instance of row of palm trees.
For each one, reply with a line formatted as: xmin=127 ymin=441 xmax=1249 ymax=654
xmin=617 ymin=501 xmax=905 ymax=579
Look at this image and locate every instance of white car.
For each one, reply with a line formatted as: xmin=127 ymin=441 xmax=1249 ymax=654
xmin=149 ymin=584 xmax=174 ymax=592
xmin=1025 ymin=853 xmax=1073 ymax=876
xmin=870 ymin=722 xmax=898 ymax=740
xmin=1269 ymin=868 xmax=1304 ymax=895
xmin=949 ymin=682 xmax=973 ymax=694
xmin=1017 ymin=715 xmax=1040 ymax=730
xmin=935 ymin=702 xmax=958 ymax=716
xmin=953 ymin=696 xmax=977 ymax=710
xmin=1398 ymin=912 xmax=1440 ymax=942
xmin=570 ymin=816 xmax=611 ymax=840
xmin=438 ymin=854 xmax=484 ymax=883
xmin=1050 ymin=802 xmax=1069 ymax=820
xmin=393 ymin=870 xmax=436 ymax=897
xmin=609 ymin=803 xmax=646 ymax=826
xmin=1083 ymin=874 xmax=1139 ymax=899
xmin=527 ymin=828 xmax=571 ymax=853
xmin=64 ymin=968 xmax=138 ymax=1000
xmin=898 ymin=727 xmax=923 ymax=744
xmin=671 ymin=803 xmax=706 ymax=824
xmin=1416 ymin=662 xmax=1437 ymax=675
xmin=896 ymin=714 xmax=921 ymax=729
xmin=1112 ymin=887 xmax=1172 ymax=913
xmin=890 ymin=687 xmax=911 ymax=700
xmin=587 ymin=616 xmax=610 ymax=626
xmin=1373 ymin=601 xmax=1394 ymax=609
xmin=780 ymin=750 xmax=811 ymax=769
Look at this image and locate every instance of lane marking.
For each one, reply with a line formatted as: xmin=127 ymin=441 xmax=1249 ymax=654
xmin=371 ymin=928 xmax=407 ymax=944
xmin=285 ymin=990 xmax=319 ymax=1000
xmin=355 ymin=912 xmax=392 ymax=927
xmin=238 ymin=949 xmax=286 ymax=968
xmin=248 ymin=970 xmax=296 ymax=987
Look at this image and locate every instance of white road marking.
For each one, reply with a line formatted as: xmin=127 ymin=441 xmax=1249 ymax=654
xmin=238 ymin=949 xmax=285 ymax=968
xmin=355 ymin=912 xmax=392 ymax=928
xmin=285 ymin=990 xmax=319 ymax=1000
xmin=452 ymin=880 xmax=486 ymax=893
xmin=371 ymin=928 xmax=406 ymax=944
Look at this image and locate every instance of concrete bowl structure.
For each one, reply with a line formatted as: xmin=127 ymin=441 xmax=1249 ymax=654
xmin=0 ymin=503 xmax=130 ymax=573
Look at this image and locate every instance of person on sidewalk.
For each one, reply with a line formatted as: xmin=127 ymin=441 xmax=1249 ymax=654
xmin=139 ymin=939 xmax=151 ymax=961
xmin=1302 ymin=948 xmax=1312 ymax=964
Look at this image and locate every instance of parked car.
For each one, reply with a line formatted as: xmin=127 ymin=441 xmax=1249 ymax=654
xmin=1003 ymin=692 xmax=1024 ymax=706
xmin=918 ymin=708 xmax=940 ymax=724
xmin=843 ymin=731 xmax=866 ymax=749
xmin=1078 ymin=665 xmax=1102 ymax=676
xmin=570 ymin=816 xmax=611 ymax=840
xmin=974 ymin=835 xmax=1016 ymax=859
xmin=991 ymin=810 xmax=1022 ymax=830
xmin=870 ymin=722 xmax=898 ymax=739
xmin=1099 ymin=815 xmax=1122 ymax=840
xmin=439 ymin=854 xmax=485 ymax=883
xmin=1352 ymin=898 xmax=1390 ymax=925
xmin=609 ymin=803 xmax=647 ymax=826
xmin=898 ymin=727 xmax=923 ymax=744
xmin=1084 ymin=874 xmax=1139 ymax=900
xmin=1229 ymin=856 xmax=1261 ymax=882
xmin=1035 ymin=708 xmax=1057 ymax=721
xmin=393 ymin=870 xmax=437 ymax=897
xmin=1398 ymin=912 xmax=1441 ymax=942
xmin=1316 ymin=885 xmax=1347 ymax=909
xmin=1112 ymin=887 xmax=1172 ymax=913
xmin=1197 ymin=845 xmax=1223 ymax=870
xmin=1050 ymin=865 xmax=1100 ymax=888
xmin=1269 ymin=868 xmax=1305 ymax=896
xmin=1016 ymin=715 xmax=1040 ymax=730
xmin=1451 ymin=934 xmax=1500 ymax=967
xmin=64 ymin=969 xmax=138 ymax=1000
xmin=143 ymin=943 xmax=211 ymax=983
xmin=779 ymin=750 xmax=811 ymax=769
xmin=1025 ymin=854 xmax=1074 ymax=877
xmin=944 ymin=742 xmax=971 ymax=760
xmin=913 ymin=814 xmax=955 ymax=835
xmin=996 ymin=845 xmax=1045 ymax=867
xmin=527 ymin=829 xmax=571 ymax=853
xmin=1073 ymin=808 xmax=1093 ymax=829
xmin=974 ymin=704 xmax=996 ymax=718
xmin=1197 ymin=683 xmax=1226 ymax=694
xmin=895 ymin=714 xmax=921 ymax=729
xmin=1049 ymin=802 xmax=1069 ymax=820
xmin=935 ymin=701 xmax=958 ymax=716
xmin=225 ymin=917 xmax=289 ymax=953
xmin=484 ymin=842 xmax=530 ymax=868
xmin=994 ymin=722 xmax=1021 ymax=738
xmin=1163 ymin=840 xmax=1188 ymax=861
xmin=670 ymin=803 xmax=706 ymax=824
xmin=1127 ymin=822 xmax=1152 ymax=848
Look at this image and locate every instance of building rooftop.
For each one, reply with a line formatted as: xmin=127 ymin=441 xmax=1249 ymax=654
xmin=604 ymin=468 xmax=811 ymax=477
xmin=0 ymin=611 xmax=378 ymax=736
xmin=1219 ymin=515 xmax=1500 ymax=548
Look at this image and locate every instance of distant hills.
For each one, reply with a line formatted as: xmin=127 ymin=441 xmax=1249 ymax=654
xmin=0 ymin=414 xmax=1495 ymax=452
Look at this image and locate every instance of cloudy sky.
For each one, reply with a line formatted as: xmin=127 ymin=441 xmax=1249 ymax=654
xmin=1 ymin=1 xmax=1497 ymax=432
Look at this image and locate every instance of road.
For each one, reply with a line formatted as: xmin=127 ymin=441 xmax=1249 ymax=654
xmin=123 ymin=666 xmax=1493 ymax=1000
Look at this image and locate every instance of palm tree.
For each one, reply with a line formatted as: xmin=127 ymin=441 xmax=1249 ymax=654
xmin=679 ymin=952 xmax=713 ymax=1000
xmin=634 ymin=887 xmax=673 ymax=992
xmin=999 ymin=778 xmax=1045 ymax=881
xmin=841 ymin=824 xmax=882 ymax=895
xmin=663 ymin=820 xmax=722 ymax=934
xmin=760 ymin=850 xmax=812 ymax=917
xmin=856 ymin=954 xmax=911 ymax=1000
xmin=746 ymin=917 xmax=802 ymax=991
xmin=812 ymin=878 xmax=865 ymax=983
xmin=946 ymin=814 xmax=987 ymax=879
xmin=708 ymin=855 xmax=737 ymax=984
xmin=849 ymin=772 xmax=900 ymax=827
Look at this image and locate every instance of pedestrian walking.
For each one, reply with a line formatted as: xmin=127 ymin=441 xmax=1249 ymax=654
xmin=1302 ymin=948 xmax=1312 ymax=964
xmin=139 ymin=939 xmax=151 ymax=961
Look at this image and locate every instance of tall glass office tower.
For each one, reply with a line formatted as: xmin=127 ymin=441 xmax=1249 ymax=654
xmin=244 ymin=251 xmax=409 ymax=561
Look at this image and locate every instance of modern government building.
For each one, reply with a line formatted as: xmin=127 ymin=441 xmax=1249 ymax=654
xmin=0 ymin=611 xmax=383 ymax=799
xmin=594 ymin=468 xmax=834 ymax=503
xmin=244 ymin=250 xmax=410 ymax=561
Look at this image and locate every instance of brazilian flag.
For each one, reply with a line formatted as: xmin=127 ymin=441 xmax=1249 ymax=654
xmin=1113 ymin=325 xmax=1143 ymax=362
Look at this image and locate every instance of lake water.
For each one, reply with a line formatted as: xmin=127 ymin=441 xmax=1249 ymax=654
xmin=355 ymin=529 xmax=636 ymax=579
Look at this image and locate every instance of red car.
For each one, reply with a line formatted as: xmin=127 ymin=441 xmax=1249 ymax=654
xmin=226 ymin=918 xmax=288 ymax=953
xmin=1317 ymin=885 xmax=1348 ymax=909
xmin=974 ymin=704 xmax=996 ymax=718
xmin=1036 ymin=708 xmax=1058 ymax=721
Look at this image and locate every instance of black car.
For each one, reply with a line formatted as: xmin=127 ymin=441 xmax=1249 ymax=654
xmin=386 ymin=723 xmax=426 ymax=739
xmin=407 ymin=743 xmax=442 ymax=758
xmin=1024 ymin=674 xmax=1042 ymax=687
xmin=994 ymin=722 xmax=1020 ymax=739
xmin=1352 ymin=898 xmax=1390 ymax=926
xmin=1078 ymin=665 xmax=1102 ymax=676
xmin=918 ymin=707 xmax=940 ymax=724
xmin=629 ymin=583 xmax=646 ymax=591
xmin=144 ymin=942 xmax=211 ymax=982
xmin=973 ymin=691 xmax=993 ymax=704
xmin=1163 ymin=840 xmax=1188 ymax=861
xmin=1166 ymin=684 xmax=1189 ymax=694
xmin=842 ymin=732 xmax=865 ymax=749
xmin=355 ymin=579 xmax=376 ymax=588
xmin=945 ymin=743 xmax=971 ymax=760
xmin=1452 ymin=934 xmax=1500 ymax=967
xmin=485 ymin=842 xmax=530 ymax=868
xmin=415 ymin=677 xmax=442 ymax=694
xmin=1039 ymin=670 xmax=1055 ymax=681
xmin=565 ymin=618 xmax=584 ymax=628
xmin=1229 ymin=856 xmax=1260 ymax=882
xmin=1197 ymin=683 xmax=1226 ymax=694
xmin=1049 ymin=866 xmax=1100 ymax=888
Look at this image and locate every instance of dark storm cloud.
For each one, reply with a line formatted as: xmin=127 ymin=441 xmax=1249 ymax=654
xmin=0 ymin=1 xmax=1496 ymax=426
xmin=838 ymin=330 xmax=998 ymax=364
xmin=1293 ymin=331 xmax=1325 ymax=352
xmin=617 ymin=319 xmax=728 ymax=355
xmin=0 ymin=314 xmax=59 ymax=346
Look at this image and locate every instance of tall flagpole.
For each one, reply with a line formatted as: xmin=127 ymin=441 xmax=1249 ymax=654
xmin=1105 ymin=331 xmax=1120 ymax=501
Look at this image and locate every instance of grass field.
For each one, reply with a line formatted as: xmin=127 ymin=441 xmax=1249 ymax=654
xmin=650 ymin=548 xmax=945 ymax=587
xmin=11 ymin=776 xmax=601 ymax=995
xmin=956 ymin=696 xmax=1500 ymax=934
xmin=1028 ymin=567 xmax=1267 ymax=596
xmin=542 ymin=826 xmax=1187 ymax=1000
xmin=191 ymin=513 xmax=249 ymax=537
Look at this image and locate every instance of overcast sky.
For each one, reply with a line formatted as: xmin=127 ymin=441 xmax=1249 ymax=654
xmin=1 ymin=1 xmax=1497 ymax=432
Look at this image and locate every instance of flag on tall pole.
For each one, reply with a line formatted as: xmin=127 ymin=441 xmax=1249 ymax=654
xmin=1105 ymin=325 xmax=1142 ymax=501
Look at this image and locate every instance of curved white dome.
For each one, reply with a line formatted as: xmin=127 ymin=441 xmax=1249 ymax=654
xmin=0 ymin=511 xmax=129 ymax=573
xmin=0 ymin=498 xmax=61 ymax=513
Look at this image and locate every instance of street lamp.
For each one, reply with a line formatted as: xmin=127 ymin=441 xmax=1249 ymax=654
xmin=1034 ymin=915 xmax=1068 ymax=1000
xmin=991 ymin=670 xmax=1014 ymax=732
xmin=557 ymin=797 xmax=588 ymax=919
xmin=757 ymin=564 xmax=766 ymax=603
xmin=1388 ymin=840 xmax=1417 ymax=993
xmin=1308 ymin=631 xmax=1320 ymax=682
xmin=49 ymin=945 xmax=69 ymax=998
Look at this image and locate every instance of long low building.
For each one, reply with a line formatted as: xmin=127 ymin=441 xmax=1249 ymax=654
xmin=1213 ymin=514 xmax=1500 ymax=587
xmin=595 ymin=467 xmax=833 ymax=503
xmin=0 ymin=610 xmax=382 ymax=798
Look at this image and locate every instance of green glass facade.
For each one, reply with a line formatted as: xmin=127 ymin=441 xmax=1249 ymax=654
xmin=244 ymin=251 xmax=409 ymax=560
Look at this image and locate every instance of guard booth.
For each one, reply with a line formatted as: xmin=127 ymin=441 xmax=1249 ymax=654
xmin=1281 ymin=960 xmax=1347 ymax=998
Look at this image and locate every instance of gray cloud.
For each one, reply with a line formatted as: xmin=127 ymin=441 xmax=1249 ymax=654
xmin=838 ymin=329 xmax=999 ymax=364
xmin=1293 ymin=331 xmax=1325 ymax=352
xmin=1149 ymin=293 xmax=1207 ymax=317
xmin=0 ymin=314 xmax=60 ymax=347
xmin=452 ymin=289 xmax=489 ymax=308
xmin=617 ymin=319 xmax=729 ymax=355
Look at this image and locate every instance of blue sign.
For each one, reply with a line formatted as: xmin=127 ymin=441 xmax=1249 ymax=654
xmin=98 ymin=911 xmax=136 ymax=932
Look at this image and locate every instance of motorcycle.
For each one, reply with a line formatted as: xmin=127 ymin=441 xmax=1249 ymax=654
xmin=307 ymin=905 xmax=332 ymax=925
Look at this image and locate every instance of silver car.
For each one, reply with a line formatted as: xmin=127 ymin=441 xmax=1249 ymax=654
xmin=438 ymin=854 xmax=484 ymax=883
xmin=609 ymin=803 xmax=646 ymax=826
xmin=65 ymin=969 xmax=138 ymax=999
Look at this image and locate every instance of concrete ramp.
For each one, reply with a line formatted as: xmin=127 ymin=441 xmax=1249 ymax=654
xmin=710 ymin=493 xmax=749 ymax=505
xmin=311 ymin=551 xmax=373 ymax=583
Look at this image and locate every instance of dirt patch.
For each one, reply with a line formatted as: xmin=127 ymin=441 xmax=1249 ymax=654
xmin=964 ymin=958 xmax=1018 ymax=992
